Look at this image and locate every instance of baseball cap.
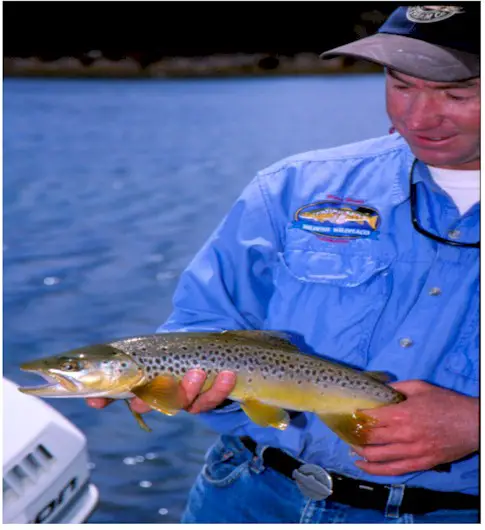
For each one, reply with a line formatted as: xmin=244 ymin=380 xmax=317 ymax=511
xmin=320 ymin=5 xmax=479 ymax=82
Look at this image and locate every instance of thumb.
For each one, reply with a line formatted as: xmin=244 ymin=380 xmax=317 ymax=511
xmin=388 ymin=379 xmax=432 ymax=396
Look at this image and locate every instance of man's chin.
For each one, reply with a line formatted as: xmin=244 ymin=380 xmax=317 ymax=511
xmin=409 ymin=147 xmax=479 ymax=170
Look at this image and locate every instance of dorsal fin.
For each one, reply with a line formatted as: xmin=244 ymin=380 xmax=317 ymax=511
xmin=363 ymin=371 xmax=394 ymax=383
xmin=220 ymin=330 xmax=298 ymax=351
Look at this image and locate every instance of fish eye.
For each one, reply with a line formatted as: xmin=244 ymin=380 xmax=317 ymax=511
xmin=60 ymin=360 xmax=83 ymax=371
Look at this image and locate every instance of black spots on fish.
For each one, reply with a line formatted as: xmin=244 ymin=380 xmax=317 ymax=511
xmin=182 ymin=346 xmax=188 ymax=351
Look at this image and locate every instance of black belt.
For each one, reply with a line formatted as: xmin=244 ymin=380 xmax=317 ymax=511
xmin=240 ymin=436 xmax=479 ymax=515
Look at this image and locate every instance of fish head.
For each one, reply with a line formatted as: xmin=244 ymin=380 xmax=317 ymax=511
xmin=18 ymin=344 xmax=144 ymax=398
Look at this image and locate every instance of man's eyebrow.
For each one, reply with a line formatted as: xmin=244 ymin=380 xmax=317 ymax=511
xmin=387 ymin=68 xmax=478 ymax=89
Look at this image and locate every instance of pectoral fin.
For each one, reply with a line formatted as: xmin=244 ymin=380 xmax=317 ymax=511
xmin=317 ymin=411 xmax=377 ymax=445
xmin=124 ymin=399 xmax=152 ymax=432
xmin=241 ymin=400 xmax=290 ymax=430
xmin=132 ymin=375 xmax=184 ymax=416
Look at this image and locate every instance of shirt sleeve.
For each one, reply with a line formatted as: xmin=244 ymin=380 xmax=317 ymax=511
xmin=156 ymin=173 xmax=280 ymax=434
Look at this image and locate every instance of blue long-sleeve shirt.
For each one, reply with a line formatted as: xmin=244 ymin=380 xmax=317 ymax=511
xmin=157 ymin=133 xmax=479 ymax=495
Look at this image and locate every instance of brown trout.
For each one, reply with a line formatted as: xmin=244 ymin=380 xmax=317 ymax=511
xmin=18 ymin=330 xmax=404 ymax=444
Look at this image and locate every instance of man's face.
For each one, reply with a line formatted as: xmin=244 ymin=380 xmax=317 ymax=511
xmin=386 ymin=69 xmax=480 ymax=170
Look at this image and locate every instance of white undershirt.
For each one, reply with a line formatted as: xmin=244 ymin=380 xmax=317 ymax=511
xmin=427 ymin=166 xmax=480 ymax=215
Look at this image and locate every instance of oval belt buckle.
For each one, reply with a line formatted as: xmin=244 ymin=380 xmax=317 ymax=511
xmin=292 ymin=463 xmax=333 ymax=501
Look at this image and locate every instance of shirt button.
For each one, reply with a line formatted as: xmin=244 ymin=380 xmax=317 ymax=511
xmin=399 ymin=338 xmax=413 ymax=348
xmin=448 ymin=229 xmax=461 ymax=239
xmin=429 ymin=287 xmax=442 ymax=296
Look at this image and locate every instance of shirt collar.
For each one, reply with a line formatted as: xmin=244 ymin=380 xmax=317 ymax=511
xmin=392 ymin=143 xmax=450 ymax=205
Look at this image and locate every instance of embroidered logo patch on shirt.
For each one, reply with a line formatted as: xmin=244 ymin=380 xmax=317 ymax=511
xmin=291 ymin=197 xmax=381 ymax=242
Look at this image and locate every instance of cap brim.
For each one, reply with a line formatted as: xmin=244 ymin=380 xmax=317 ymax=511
xmin=320 ymin=34 xmax=479 ymax=82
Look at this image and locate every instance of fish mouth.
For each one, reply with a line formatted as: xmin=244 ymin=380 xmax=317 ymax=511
xmin=18 ymin=367 xmax=80 ymax=396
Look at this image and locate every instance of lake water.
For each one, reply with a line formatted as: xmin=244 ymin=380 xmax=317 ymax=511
xmin=3 ymin=75 xmax=391 ymax=523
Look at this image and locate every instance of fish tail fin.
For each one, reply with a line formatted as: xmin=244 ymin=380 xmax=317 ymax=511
xmin=317 ymin=411 xmax=377 ymax=445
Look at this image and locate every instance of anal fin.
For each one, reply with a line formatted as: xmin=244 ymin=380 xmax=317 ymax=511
xmin=132 ymin=375 xmax=184 ymax=416
xmin=241 ymin=400 xmax=290 ymax=430
xmin=317 ymin=411 xmax=378 ymax=445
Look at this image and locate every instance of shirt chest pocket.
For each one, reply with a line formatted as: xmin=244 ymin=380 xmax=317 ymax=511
xmin=269 ymin=230 xmax=395 ymax=363
xmin=278 ymin=227 xmax=394 ymax=289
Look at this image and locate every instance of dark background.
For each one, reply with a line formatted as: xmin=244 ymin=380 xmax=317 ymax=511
xmin=4 ymin=1 xmax=398 ymax=66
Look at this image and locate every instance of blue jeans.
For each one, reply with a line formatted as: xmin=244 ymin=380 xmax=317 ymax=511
xmin=181 ymin=435 xmax=478 ymax=524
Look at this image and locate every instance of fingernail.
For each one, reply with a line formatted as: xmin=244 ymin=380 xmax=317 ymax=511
xmin=186 ymin=371 xmax=204 ymax=384
xmin=220 ymin=372 xmax=235 ymax=384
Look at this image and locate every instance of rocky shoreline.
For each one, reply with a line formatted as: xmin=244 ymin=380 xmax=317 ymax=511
xmin=4 ymin=53 xmax=383 ymax=78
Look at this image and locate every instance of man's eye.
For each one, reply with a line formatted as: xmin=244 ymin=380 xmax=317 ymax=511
xmin=446 ymin=93 xmax=470 ymax=101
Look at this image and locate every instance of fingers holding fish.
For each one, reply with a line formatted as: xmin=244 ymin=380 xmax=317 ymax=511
xmin=86 ymin=397 xmax=114 ymax=409
xmin=181 ymin=369 xmax=208 ymax=406
xmin=351 ymin=440 xmax=426 ymax=465
xmin=350 ymin=380 xmax=479 ymax=475
xmin=184 ymin=371 xmax=237 ymax=414
xmin=353 ymin=454 xmax=437 ymax=476
xmin=129 ymin=397 xmax=152 ymax=414
xmin=351 ymin=425 xmax=411 ymax=446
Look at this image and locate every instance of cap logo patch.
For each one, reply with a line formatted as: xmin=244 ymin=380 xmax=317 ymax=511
xmin=406 ymin=5 xmax=465 ymax=23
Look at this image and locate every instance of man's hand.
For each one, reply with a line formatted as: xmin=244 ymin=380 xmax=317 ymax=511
xmin=86 ymin=369 xmax=237 ymax=414
xmin=351 ymin=380 xmax=479 ymax=476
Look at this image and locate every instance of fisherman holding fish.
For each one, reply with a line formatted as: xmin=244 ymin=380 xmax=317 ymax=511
xmin=24 ymin=3 xmax=478 ymax=524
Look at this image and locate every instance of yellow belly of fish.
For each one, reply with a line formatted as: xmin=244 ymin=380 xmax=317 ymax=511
xmin=230 ymin=375 xmax=379 ymax=412
xmin=129 ymin=370 xmax=388 ymax=446
xmin=229 ymin=374 xmax=385 ymax=445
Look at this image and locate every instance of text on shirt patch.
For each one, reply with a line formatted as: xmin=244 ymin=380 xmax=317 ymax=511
xmin=291 ymin=198 xmax=381 ymax=242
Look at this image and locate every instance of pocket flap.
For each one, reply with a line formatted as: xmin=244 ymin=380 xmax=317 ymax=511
xmin=278 ymin=249 xmax=392 ymax=287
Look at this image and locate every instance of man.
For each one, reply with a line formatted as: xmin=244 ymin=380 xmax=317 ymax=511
xmin=88 ymin=4 xmax=480 ymax=523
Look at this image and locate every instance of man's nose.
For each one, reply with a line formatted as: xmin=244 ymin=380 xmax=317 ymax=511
xmin=405 ymin=93 xmax=443 ymax=131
